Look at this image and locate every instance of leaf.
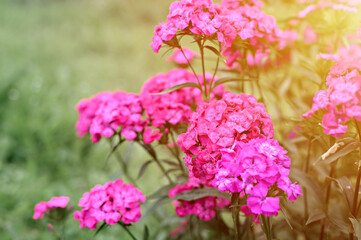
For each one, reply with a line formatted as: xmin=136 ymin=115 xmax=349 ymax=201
xmin=148 ymin=184 xmax=176 ymax=199
xmin=212 ymin=77 xmax=255 ymax=89
xmin=260 ymin=215 xmax=272 ymax=240
xmin=143 ymin=196 xmax=173 ymax=219
xmin=349 ymin=218 xmax=361 ymax=239
xmin=162 ymin=159 xmax=179 ymax=168
xmin=172 ymin=187 xmax=231 ymax=201
xmin=318 ymin=137 xmax=361 ymax=164
xmin=151 ymin=82 xmax=201 ymax=95
xmin=330 ymin=176 xmax=354 ymax=210
xmin=143 ymin=225 xmax=149 ymax=240
xmin=291 ymin=169 xmax=323 ymax=204
xmin=279 ymin=201 xmax=293 ymax=230
xmin=137 ymin=160 xmax=153 ymax=179
xmin=204 ymin=45 xmax=221 ymax=57
xmin=306 ymin=209 xmax=326 ymax=225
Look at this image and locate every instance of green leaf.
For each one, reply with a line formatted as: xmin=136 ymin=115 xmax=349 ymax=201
xmin=291 ymin=169 xmax=323 ymax=204
xmin=260 ymin=215 xmax=272 ymax=240
xmin=143 ymin=225 xmax=149 ymax=240
xmin=137 ymin=160 xmax=153 ymax=180
xmin=318 ymin=137 xmax=361 ymax=164
xmin=151 ymin=82 xmax=201 ymax=95
xmin=172 ymin=187 xmax=231 ymax=201
xmin=162 ymin=159 xmax=179 ymax=168
xmin=306 ymin=209 xmax=326 ymax=225
xmin=330 ymin=176 xmax=354 ymax=210
xmin=349 ymin=218 xmax=361 ymax=239
xmin=204 ymin=45 xmax=221 ymax=57
xmin=212 ymin=77 xmax=255 ymax=89
xmin=148 ymin=184 xmax=177 ymax=199
xmin=279 ymin=200 xmax=293 ymax=230
xmin=143 ymin=196 xmax=173 ymax=219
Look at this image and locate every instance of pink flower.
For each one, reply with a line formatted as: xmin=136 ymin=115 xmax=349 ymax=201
xmin=143 ymin=127 xmax=163 ymax=144
xmin=211 ymin=138 xmax=301 ymax=217
xmin=74 ymin=179 xmax=145 ymax=229
xmin=140 ymin=69 xmax=224 ymax=131
xmin=75 ymin=91 xmax=146 ymax=143
xmin=169 ymin=179 xmax=230 ymax=221
xmin=178 ymin=92 xmax=274 ymax=185
xmin=304 ymin=44 xmax=361 ymax=137
xmin=33 ymin=196 xmax=70 ymax=220
xmin=247 ymin=184 xmax=280 ymax=216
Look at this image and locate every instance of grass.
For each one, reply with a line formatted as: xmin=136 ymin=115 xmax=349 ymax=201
xmin=0 ymin=0 xmax=178 ymax=239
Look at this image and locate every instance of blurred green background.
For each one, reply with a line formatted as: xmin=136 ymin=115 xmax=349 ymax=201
xmin=0 ymin=0 xmax=176 ymax=239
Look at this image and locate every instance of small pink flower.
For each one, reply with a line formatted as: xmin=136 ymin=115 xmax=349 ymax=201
xmin=33 ymin=196 xmax=70 ymax=220
xmin=143 ymin=127 xmax=162 ymax=144
xmin=74 ymin=179 xmax=145 ymax=229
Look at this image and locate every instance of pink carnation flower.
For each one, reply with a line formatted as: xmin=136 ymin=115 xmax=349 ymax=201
xmin=304 ymin=44 xmax=361 ymax=137
xmin=33 ymin=196 xmax=70 ymax=220
xmin=178 ymin=92 xmax=274 ymax=185
xmin=75 ymin=91 xmax=146 ymax=143
xmin=74 ymin=179 xmax=145 ymax=229
xmin=140 ymin=69 xmax=224 ymax=130
xmin=212 ymin=138 xmax=301 ymax=216
xmin=169 ymin=179 xmax=230 ymax=221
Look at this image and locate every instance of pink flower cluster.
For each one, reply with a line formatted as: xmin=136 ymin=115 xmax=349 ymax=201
xmin=166 ymin=48 xmax=198 ymax=66
xmin=33 ymin=196 xmax=70 ymax=219
xmin=213 ymin=138 xmax=302 ymax=216
xmin=169 ymin=180 xmax=230 ymax=221
xmin=150 ymin=0 xmax=284 ymax=53
xmin=303 ymin=44 xmax=361 ymax=137
xmin=76 ymin=91 xmax=146 ymax=142
xmin=74 ymin=179 xmax=146 ymax=229
xmin=220 ymin=1 xmax=297 ymax=70
xmin=140 ymin=68 xmax=224 ymax=130
xmin=178 ymin=92 xmax=274 ymax=185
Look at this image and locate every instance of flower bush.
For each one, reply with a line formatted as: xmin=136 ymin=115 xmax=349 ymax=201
xmin=32 ymin=0 xmax=361 ymax=239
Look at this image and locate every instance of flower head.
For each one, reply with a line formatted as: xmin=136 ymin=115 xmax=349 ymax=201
xmin=33 ymin=196 xmax=70 ymax=220
xmin=74 ymin=179 xmax=145 ymax=229
xmin=75 ymin=91 xmax=146 ymax=143
xmin=178 ymin=92 xmax=274 ymax=184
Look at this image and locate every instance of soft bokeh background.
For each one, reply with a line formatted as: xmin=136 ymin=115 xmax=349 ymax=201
xmin=0 ymin=0 xmax=175 ymax=239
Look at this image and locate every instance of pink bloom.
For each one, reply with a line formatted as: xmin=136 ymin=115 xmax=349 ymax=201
xmin=140 ymin=69 xmax=224 ymax=131
xmin=143 ymin=127 xmax=163 ymax=144
xmin=211 ymin=138 xmax=301 ymax=217
xmin=178 ymin=92 xmax=274 ymax=185
xmin=74 ymin=179 xmax=145 ymax=229
xmin=303 ymin=25 xmax=317 ymax=44
xmin=75 ymin=91 xmax=146 ymax=143
xmin=33 ymin=196 xmax=70 ymax=220
xmin=304 ymin=45 xmax=361 ymax=138
xmin=317 ymin=53 xmax=340 ymax=62
xmin=169 ymin=179 xmax=230 ymax=221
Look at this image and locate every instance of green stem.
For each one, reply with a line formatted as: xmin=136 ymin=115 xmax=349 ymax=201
xmin=350 ymin=120 xmax=361 ymax=240
xmin=209 ymin=42 xmax=221 ymax=94
xmin=118 ymin=223 xmax=137 ymax=240
xmin=231 ymin=193 xmax=240 ymax=240
xmin=303 ymin=139 xmax=312 ymax=240
xmin=320 ymin=164 xmax=335 ymax=240
xmin=198 ymin=39 xmax=208 ymax=101
xmin=179 ymin=46 xmax=202 ymax=88
xmin=169 ymin=130 xmax=187 ymax=176
xmin=138 ymin=142 xmax=173 ymax=184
